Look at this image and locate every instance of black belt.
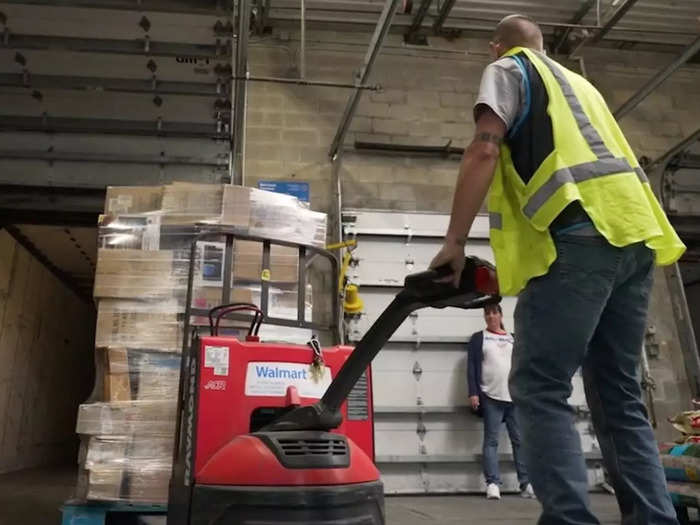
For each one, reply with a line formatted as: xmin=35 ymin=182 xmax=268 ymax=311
xmin=550 ymin=201 xmax=592 ymax=233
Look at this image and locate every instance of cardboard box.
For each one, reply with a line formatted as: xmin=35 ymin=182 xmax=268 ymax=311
xmin=105 ymin=347 xmax=129 ymax=374
xmin=161 ymin=182 xmax=224 ymax=225
xmin=85 ymin=436 xmax=129 ymax=469
xmin=233 ymin=240 xmax=298 ymax=283
xmin=76 ymin=401 xmax=177 ymax=436
xmin=96 ymin=249 xmax=174 ymax=275
xmin=104 ymin=373 xmax=131 ymax=402
xmin=94 ymin=250 xmax=178 ymax=299
xmin=129 ymin=350 xmax=180 ymax=401
xmin=95 ymin=300 xmax=181 ymax=352
xmin=221 ymin=185 xmax=253 ymax=228
xmin=86 ymin=467 xmax=124 ymax=501
xmin=126 ymin=468 xmax=170 ymax=503
xmin=104 ymin=186 xmax=163 ymax=216
xmin=97 ymin=215 xmax=162 ymax=251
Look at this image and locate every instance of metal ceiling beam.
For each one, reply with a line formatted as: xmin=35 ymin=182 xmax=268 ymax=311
xmin=552 ymin=0 xmax=595 ymax=55
xmin=4 ymin=33 xmax=231 ymax=58
xmin=0 ymin=0 xmax=229 ymax=15
xmin=2 ymin=224 xmax=92 ymax=303
xmin=404 ymin=0 xmax=433 ymax=45
xmin=615 ymin=35 xmax=700 ymax=120
xmin=569 ymin=0 xmax=641 ymax=56
xmin=431 ymin=0 xmax=455 ymax=34
xmin=329 ymin=0 xmax=400 ymax=159
xmin=0 ymin=115 xmax=228 ymax=139
xmin=0 ymin=73 xmax=223 ymax=97
xmin=231 ymin=0 xmax=253 ymax=185
xmin=0 ymin=149 xmax=228 ymax=166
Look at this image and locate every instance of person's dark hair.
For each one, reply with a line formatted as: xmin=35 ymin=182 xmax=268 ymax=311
xmin=484 ymin=303 xmax=505 ymax=330
xmin=493 ymin=14 xmax=544 ymax=52
xmin=484 ymin=304 xmax=502 ymax=315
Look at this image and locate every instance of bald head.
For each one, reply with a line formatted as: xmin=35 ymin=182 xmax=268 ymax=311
xmin=492 ymin=14 xmax=543 ymax=54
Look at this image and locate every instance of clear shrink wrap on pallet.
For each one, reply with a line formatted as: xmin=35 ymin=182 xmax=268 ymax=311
xmin=76 ymin=401 xmax=177 ymax=436
xmin=97 ymin=347 xmax=181 ymax=402
xmin=95 ymin=299 xmax=182 ymax=352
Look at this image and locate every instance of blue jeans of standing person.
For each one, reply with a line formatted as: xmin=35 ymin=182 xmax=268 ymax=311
xmin=509 ymin=232 xmax=678 ymax=525
xmin=482 ymin=395 xmax=529 ymax=488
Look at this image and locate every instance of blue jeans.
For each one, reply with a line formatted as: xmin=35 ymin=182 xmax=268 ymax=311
xmin=509 ymin=233 xmax=678 ymax=524
xmin=482 ymin=395 xmax=529 ymax=488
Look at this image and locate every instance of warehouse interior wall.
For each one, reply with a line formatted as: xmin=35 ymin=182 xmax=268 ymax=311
xmin=1 ymin=22 xmax=699 ymax=457
xmin=0 ymin=229 xmax=95 ymax=474
xmin=239 ymin=30 xmax=700 ymax=442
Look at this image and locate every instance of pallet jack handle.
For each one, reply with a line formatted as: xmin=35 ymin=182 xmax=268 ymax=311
xmin=262 ymin=256 xmax=500 ymax=432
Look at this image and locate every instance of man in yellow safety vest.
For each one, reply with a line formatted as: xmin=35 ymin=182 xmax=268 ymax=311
xmin=431 ymin=14 xmax=684 ymax=525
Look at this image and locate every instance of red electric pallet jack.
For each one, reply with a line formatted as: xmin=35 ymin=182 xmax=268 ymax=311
xmin=168 ymin=228 xmax=499 ymax=525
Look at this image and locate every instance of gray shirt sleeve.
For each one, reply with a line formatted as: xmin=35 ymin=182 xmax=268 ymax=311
xmin=474 ymin=57 xmax=525 ymax=132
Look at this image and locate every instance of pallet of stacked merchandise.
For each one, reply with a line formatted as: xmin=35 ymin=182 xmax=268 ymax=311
xmin=73 ymin=182 xmax=327 ymax=504
xmin=659 ymin=411 xmax=700 ymax=522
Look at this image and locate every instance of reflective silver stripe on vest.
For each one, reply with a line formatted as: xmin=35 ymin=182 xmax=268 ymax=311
xmin=489 ymin=212 xmax=502 ymax=230
xmin=523 ymin=157 xmax=632 ymax=219
xmin=517 ymin=52 xmax=646 ymax=220
xmin=535 ymin=52 xmax=615 ymax=160
xmin=634 ymin=167 xmax=649 ymax=183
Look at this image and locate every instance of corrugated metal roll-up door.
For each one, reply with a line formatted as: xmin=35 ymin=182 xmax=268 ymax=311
xmin=342 ymin=209 xmax=603 ymax=494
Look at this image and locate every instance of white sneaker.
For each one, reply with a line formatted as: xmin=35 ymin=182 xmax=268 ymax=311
xmin=521 ymin=483 xmax=536 ymax=499
xmin=486 ymin=483 xmax=501 ymax=500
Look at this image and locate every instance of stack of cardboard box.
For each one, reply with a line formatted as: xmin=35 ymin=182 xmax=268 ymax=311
xmin=75 ymin=182 xmax=326 ymax=503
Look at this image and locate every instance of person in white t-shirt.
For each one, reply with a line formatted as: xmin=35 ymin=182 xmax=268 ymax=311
xmin=467 ymin=304 xmax=533 ymax=500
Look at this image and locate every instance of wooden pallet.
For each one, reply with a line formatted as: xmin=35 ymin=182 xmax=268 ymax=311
xmin=61 ymin=500 xmax=166 ymax=525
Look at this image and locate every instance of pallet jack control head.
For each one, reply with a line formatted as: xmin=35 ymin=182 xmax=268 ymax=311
xmin=262 ymin=256 xmax=500 ymax=433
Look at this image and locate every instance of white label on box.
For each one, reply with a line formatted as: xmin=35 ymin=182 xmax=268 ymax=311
xmin=245 ymin=362 xmax=332 ymax=398
xmin=204 ymin=346 xmax=229 ymax=377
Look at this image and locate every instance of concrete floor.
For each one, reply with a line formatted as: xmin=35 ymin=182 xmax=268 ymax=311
xmin=0 ymin=465 xmax=622 ymax=524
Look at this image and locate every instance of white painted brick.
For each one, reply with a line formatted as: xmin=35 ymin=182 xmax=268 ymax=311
xmin=248 ymin=93 xmax=285 ymax=110
xmin=246 ymin=160 xmax=284 ymax=178
xmin=640 ymin=134 xmax=675 ymax=155
xmin=387 ymin=136 xmax=445 ymax=147
xmin=424 ymin=107 xmax=472 ymax=123
xmin=356 ymin=101 xmax=390 ymax=118
xmin=283 ymin=112 xmax=335 ymax=129
xmin=352 ymin=132 xmax=394 ymax=144
xmin=300 ymin=146 xmax=328 ymax=163
xmin=246 ymin=144 xmax=283 ymax=161
xmin=317 ymin=98 xmax=346 ymax=115
xmin=407 ymin=91 xmax=440 ymax=108
xmin=349 ymin=116 xmax=373 ymax=133
xmin=379 ymin=183 xmax=416 ymax=201
xmin=654 ymin=121 xmax=683 ymax=138
xmin=372 ymin=118 xmax=411 ymax=136
xmin=387 ymin=104 xmax=422 ymax=121
xmin=262 ymin=112 xmax=284 ymax=126
xmin=440 ymin=92 xmax=473 ymax=108
xmin=247 ymin=111 xmax=265 ymax=125
xmin=370 ymin=89 xmax=406 ymax=104
xmin=408 ymin=121 xmax=443 ymax=138
xmin=247 ymin=126 xmax=283 ymax=144
xmin=278 ymin=145 xmax=303 ymax=162
xmin=345 ymin=163 xmax=393 ymax=183
xmin=281 ymin=129 xmax=320 ymax=146
xmin=441 ymin=122 xmax=473 ymax=139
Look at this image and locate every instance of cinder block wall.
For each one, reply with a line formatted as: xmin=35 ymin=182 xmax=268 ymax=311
xmin=243 ymin=29 xmax=700 ymax=442
xmin=243 ymin=31 xmax=700 ymax=212
xmin=0 ymin=230 xmax=95 ymax=473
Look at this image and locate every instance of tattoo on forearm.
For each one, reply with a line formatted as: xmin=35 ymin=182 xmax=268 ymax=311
xmin=474 ymin=132 xmax=503 ymax=145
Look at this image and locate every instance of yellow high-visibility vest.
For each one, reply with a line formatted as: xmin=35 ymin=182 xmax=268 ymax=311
xmin=487 ymin=47 xmax=685 ymax=296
